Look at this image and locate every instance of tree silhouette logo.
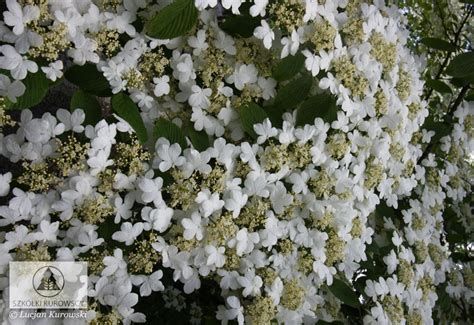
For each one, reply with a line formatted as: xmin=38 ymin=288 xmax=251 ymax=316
xmin=32 ymin=266 xmax=64 ymax=297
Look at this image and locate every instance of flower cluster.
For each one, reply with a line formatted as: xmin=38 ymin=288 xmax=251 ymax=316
xmin=362 ymin=102 xmax=473 ymax=324
xmin=0 ymin=0 xmax=472 ymax=324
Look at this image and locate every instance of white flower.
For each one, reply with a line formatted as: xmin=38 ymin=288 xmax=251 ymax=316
xmin=216 ymin=296 xmax=244 ymax=325
xmin=34 ymin=220 xmax=59 ymax=243
xmin=123 ymin=0 xmax=147 ymax=11
xmin=142 ymin=206 xmax=174 ymax=233
xmin=295 ymin=124 xmax=315 ymax=143
xmin=383 ymin=250 xmax=398 ymax=274
xmin=421 ymin=129 xmax=435 ymax=143
xmin=218 ymin=270 xmax=240 ymax=290
xmin=228 ymin=228 xmax=259 ymax=256
xmin=257 ymin=77 xmax=277 ymax=100
xmin=313 ymin=260 xmax=336 ymax=286
xmin=104 ymin=280 xmax=139 ymax=315
xmin=112 ymin=222 xmax=144 ymax=245
xmin=270 ymin=181 xmax=293 ymax=214
xmin=288 ymin=171 xmax=309 ymax=194
xmin=205 ymin=245 xmax=225 ymax=267
xmin=191 ymin=107 xmax=211 ymax=133
xmin=173 ymin=52 xmax=195 ymax=82
xmin=302 ymin=50 xmax=320 ymax=76
xmin=208 ymin=138 xmax=238 ymax=169
xmin=195 ymin=189 xmax=224 ymax=217
xmin=213 ymin=30 xmax=236 ymax=55
xmin=41 ymin=60 xmax=63 ymax=82
xmin=182 ymin=212 xmax=204 ymax=240
xmin=114 ymin=194 xmax=135 ymax=223
xmin=0 ymin=74 xmax=25 ymax=102
xmin=195 ymin=0 xmax=218 ymax=10
xmin=254 ymin=118 xmax=277 ymax=144
xmin=244 ymin=171 xmax=270 ymax=197
xmin=0 ymin=172 xmax=12 ymax=196
xmin=153 ymin=76 xmax=170 ymax=97
xmin=21 ymin=111 xmax=65 ymax=144
xmin=153 ymin=138 xmax=185 ymax=172
xmin=131 ymin=271 xmax=164 ymax=297
xmin=87 ymin=120 xmax=117 ymax=149
xmin=260 ymin=212 xmax=284 ymax=248
xmin=182 ymin=149 xmax=212 ymax=178
xmin=4 ymin=225 xmax=34 ymax=249
xmin=77 ymin=227 xmax=104 ymax=252
xmin=68 ymin=35 xmax=99 ymax=65
xmin=189 ymin=85 xmax=212 ymax=109
xmin=237 ymin=270 xmax=263 ymax=297
xmin=102 ymin=248 xmax=127 ymax=276
xmin=105 ymin=11 xmax=136 ymax=36
xmin=87 ymin=149 xmax=113 ymax=175
xmin=0 ymin=45 xmax=38 ymax=80
xmin=365 ymin=278 xmax=389 ymax=299
xmin=226 ymin=64 xmax=258 ymax=90
xmin=221 ymin=0 xmax=244 ymax=14
xmin=391 ymin=231 xmax=403 ymax=247
xmin=303 ymin=0 xmax=318 ymax=22
xmin=56 ymin=108 xmax=85 ymax=133
xmin=114 ymin=173 xmax=136 ymax=191
xmin=12 ymin=26 xmax=43 ymax=54
xmin=131 ymin=91 xmax=154 ymax=109
xmin=331 ymin=111 xmax=350 ymax=132
xmin=281 ymin=28 xmax=302 ymax=58
xmin=102 ymin=59 xmax=126 ymax=82
xmin=188 ymin=29 xmax=208 ymax=55
xmin=138 ymin=176 xmax=163 ymax=206
xmin=54 ymin=8 xmax=82 ymax=37
xmin=278 ymin=121 xmax=295 ymax=144
xmin=223 ymin=189 xmax=248 ymax=218
xmin=3 ymin=0 xmax=39 ymax=35
xmin=167 ymin=246 xmax=193 ymax=280
xmin=250 ymin=0 xmax=268 ymax=17
xmin=254 ymin=20 xmax=274 ymax=49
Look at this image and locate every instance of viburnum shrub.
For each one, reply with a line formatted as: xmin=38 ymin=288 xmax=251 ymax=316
xmin=0 ymin=0 xmax=472 ymax=324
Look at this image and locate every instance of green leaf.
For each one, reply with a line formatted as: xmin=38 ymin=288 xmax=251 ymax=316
xmin=239 ymin=102 xmax=268 ymax=139
xmin=97 ymin=216 xmax=121 ymax=241
xmin=111 ymin=93 xmax=148 ymax=144
xmin=187 ymin=126 xmax=210 ymax=151
xmin=422 ymin=116 xmax=451 ymax=142
xmin=153 ymin=118 xmax=188 ymax=149
xmin=70 ymin=89 xmax=102 ymax=125
xmin=296 ymin=93 xmax=337 ymax=126
xmin=328 ymin=278 xmax=361 ymax=308
xmin=465 ymin=90 xmax=474 ymax=102
xmin=144 ymin=0 xmax=198 ymax=39
xmin=425 ymin=79 xmax=452 ymax=94
xmin=436 ymin=286 xmax=452 ymax=313
xmin=445 ymin=52 xmax=474 ymax=79
xmin=266 ymin=73 xmax=313 ymax=126
xmin=272 ymin=52 xmax=305 ymax=82
xmin=451 ymin=252 xmax=472 ymax=263
xmin=65 ymin=63 xmax=112 ymax=97
xmin=219 ymin=15 xmax=260 ymax=38
xmin=273 ymin=74 xmax=313 ymax=110
xmin=375 ymin=201 xmax=398 ymax=220
xmin=420 ymin=38 xmax=457 ymax=52
xmin=155 ymin=170 xmax=175 ymax=187
xmin=203 ymin=317 xmax=221 ymax=325
xmin=6 ymin=71 xmax=50 ymax=109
